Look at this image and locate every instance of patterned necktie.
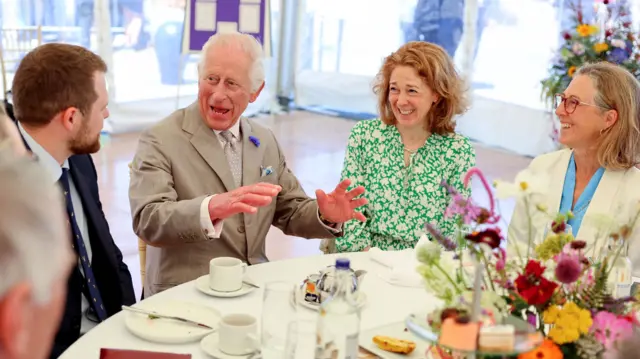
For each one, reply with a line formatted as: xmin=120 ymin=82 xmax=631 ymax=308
xmin=58 ymin=168 xmax=108 ymax=321
xmin=220 ymin=131 xmax=242 ymax=186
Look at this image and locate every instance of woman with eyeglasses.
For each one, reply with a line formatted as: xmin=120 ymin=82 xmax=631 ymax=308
xmin=508 ymin=62 xmax=640 ymax=274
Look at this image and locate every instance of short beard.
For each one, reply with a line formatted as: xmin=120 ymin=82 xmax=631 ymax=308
xmin=68 ymin=122 xmax=101 ymax=155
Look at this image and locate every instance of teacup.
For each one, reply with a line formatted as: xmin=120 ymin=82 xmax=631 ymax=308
xmin=218 ymin=313 xmax=260 ymax=355
xmin=209 ymin=257 xmax=247 ymax=292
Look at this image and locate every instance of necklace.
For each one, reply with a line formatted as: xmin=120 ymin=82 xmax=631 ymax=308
xmin=404 ymin=147 xmax=418 ymax=154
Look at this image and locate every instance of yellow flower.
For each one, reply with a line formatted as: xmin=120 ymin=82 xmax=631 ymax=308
xmin=594 ymin=42 xmax=609 ymax=53
xmin=546 ymin=302 xmax=593 ymax=344
xmin=519 ymin=181 xmax=528 ymax=191
xmin=549 ymin=325 xmax=581 ymax=344
xmin=576 ymin=24 xmax=598 ymax=37
xmin=543 ymin=305 xmax=560 ymax=324
xmin=568 ymin=66 xmax=577 ymax=77
xmin=562 ymin=301 xmax=580 ymax=314
xmin=577 ymin=309 xmax=593 ymax=334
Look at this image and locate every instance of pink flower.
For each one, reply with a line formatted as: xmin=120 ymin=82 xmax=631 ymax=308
xmin=591 ymin=311 xmax=634 ymax=351
xmin=554 ymin=242 xmax=591 ymax=285
xmin=555 ymin=252 xmax=582 ymax=284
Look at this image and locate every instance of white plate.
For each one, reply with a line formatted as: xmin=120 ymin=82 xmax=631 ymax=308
xmin=359 ymin=321 xmax=430 ymax=359
xmin=293 ymin=287 xmax=367 ymax=311
xmin=124 ymin=300 xmax=220 ymax=344
xmin=200 ymin=332 xmax=258 ymax=358
xmin=195 ymin=275 xmax=257 ymax=298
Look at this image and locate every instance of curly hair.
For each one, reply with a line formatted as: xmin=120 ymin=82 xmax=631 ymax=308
xmin=373 ymin=41 xmax=469 ymax=134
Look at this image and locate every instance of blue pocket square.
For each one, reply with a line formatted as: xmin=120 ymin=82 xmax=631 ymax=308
xmin=260 ymin=166 xmax=273 ymax=177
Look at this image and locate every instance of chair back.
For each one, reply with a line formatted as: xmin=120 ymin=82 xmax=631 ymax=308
xmin=0 ymin=26 xmax=42 ymax=97
xmin=128 ymin=162 xmax=147 ymax=288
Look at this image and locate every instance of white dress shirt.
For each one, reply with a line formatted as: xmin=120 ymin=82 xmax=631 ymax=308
xmin=18 ymin=124 xmax=97 ymax=334
xmin=199 ymin=121 xmax=341 ymax=238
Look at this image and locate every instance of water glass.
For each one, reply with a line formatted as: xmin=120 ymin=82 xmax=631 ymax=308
xmin=284 ymin=320 xmax=317 ymax=359
xmin=261 ymin=281 xmax=296 ymax=359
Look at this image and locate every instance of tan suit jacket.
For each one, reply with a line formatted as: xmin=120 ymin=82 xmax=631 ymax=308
xmin=129 ymin=103 xmax=339 ymax=297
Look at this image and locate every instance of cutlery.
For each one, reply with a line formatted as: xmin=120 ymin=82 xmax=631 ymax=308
xmin=243 ymin=280 xmax=260 ymax=288
xmin=121 ymin=305 xmax=214 ymax=330
xmin=358 ymin=346 xmax=381 ymax=359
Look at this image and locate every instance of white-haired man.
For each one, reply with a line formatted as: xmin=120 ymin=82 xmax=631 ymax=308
xmin=129 ymin=31 xmax=367 ymax=297
xmin=0 ymin=143 xmax=73 ymax=359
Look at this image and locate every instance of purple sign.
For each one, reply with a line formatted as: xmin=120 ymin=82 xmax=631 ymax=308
xmin=184 ymin=0 xmax=267 ymax=52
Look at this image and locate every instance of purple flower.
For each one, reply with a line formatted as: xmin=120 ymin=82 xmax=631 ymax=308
xmin=424 ymin=222 xmax=457 ymax=251
xmin=609 ymin=47 xmax=629 ymax=64
xmin=249 ymin=135 xmax=260 ymax=147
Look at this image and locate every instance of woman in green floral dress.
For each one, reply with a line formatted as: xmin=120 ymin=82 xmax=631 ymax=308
xmin=332 ymin=41 xmax=476 ymax=253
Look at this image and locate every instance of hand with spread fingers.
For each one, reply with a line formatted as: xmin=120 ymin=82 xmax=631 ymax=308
xmin=208 ymin=183 xmax=282 ymax=221
xmin=315 ymin=179 xmax=367 ymax=224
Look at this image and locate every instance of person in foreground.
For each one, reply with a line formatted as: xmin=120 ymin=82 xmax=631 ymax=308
xmin=129 ymin=31 xmax=367 ymax=298
xmin=0 ymin=127 xmax=74 ymax=359
xmin=325 ymin=41 xmax=476 ymax=253
xmin=508 ymin=62 xmax=640 ymax=275
xmin=11 ymin=43 xmax=136 ymax=358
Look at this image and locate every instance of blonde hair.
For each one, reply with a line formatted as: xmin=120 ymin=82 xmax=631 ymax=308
xmin=576 ymin=62 xmax=640 ymax=170
xmin=373 ymin=41 xmax=469 ymax=135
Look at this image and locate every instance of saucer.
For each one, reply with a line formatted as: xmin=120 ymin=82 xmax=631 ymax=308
xmin=200 ymin=332 xmax=257 ymax=358
xmin=195 ymin=275 xmax=256 ymax=298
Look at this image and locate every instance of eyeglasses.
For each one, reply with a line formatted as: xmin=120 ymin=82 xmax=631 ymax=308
xmin=554 ymin=94 xmax=608 ymax=114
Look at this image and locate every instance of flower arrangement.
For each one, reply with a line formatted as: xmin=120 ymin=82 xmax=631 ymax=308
xmin=416 ymin=167 xmax=640 ymax=359
xmin=540 ymin=0 xmax=640 ymax=144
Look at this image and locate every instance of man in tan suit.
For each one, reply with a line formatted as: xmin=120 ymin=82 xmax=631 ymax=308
xmin=129 ymin=31 xmax=367 ymax=297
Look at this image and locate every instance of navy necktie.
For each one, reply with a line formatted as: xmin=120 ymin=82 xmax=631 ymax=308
xmin=59 ymin=168 xmax=107 ymax=321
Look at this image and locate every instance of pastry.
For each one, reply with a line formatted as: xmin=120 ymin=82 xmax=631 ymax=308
xmin=372 ymin=335 xmax=416 ymax=354
xmin=438 ymin=317 xmax=481 ymax=352
xmin=478 ymin=324 xmax=515 ymax=352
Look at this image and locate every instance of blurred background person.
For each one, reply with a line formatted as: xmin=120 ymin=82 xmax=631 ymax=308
xmin=0 ymin=131 xmax=74 ymax=359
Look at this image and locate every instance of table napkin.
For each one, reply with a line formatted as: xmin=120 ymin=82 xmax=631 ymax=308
xmin=368 ymin=235 xmax=430 ymax=287
xmin=99 ymin=348 xmax=191 ymax=359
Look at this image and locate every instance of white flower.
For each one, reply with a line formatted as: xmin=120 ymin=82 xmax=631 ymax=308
xmin=416 ymin=237 xmax=442 ymax=265
xmin=572 ymin=42 xmax=586 ymax=55
xmin=493 ymin=168 xmax=549 ymax=200
xmin=611 ymin=39 xmax=626 ymax=48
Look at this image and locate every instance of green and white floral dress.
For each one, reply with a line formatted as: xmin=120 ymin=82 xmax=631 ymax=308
xmin=335 ymin=119 xmax=476 ymax=252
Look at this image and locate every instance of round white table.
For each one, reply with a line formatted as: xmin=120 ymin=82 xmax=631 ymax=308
xmin=59 ymin=252 xmax=439 ymax=359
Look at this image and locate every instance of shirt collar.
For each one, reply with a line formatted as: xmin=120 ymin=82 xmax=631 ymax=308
xmin=213 ymin=119 xmax=241 ymax=140
xmin=18 ymin=122 xmax=69 ymax=183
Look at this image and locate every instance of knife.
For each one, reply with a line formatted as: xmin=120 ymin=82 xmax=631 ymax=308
xmin=243 ymin=280 xmax=260 ymax=288
xmin=122 ymin=305 xmax=214 ymax=330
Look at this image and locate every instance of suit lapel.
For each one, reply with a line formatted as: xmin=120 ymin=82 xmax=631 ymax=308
xmin=184 ymin=105 xmax=237 ymax=192
xmin=67 ymin=158 xmax=119 ymax=271
xmin=546 ymin=150 xmax=572 ymax=216
xmin=240 ymin=119 xmax=266 ymax=186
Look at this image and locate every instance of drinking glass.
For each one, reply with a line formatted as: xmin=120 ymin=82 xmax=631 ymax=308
xmin=284 ymin=319 xmax=317 ymax=359
xmin=261 ymin=281 xmax=297 ymax=359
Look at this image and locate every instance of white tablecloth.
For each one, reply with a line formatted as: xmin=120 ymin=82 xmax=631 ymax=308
xmin=59 ymin=252 xmax=439 ymax=358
